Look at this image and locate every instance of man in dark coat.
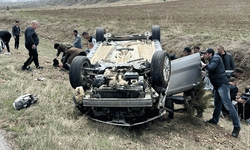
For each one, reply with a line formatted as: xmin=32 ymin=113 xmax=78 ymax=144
xmin=12 ymin=20 xmax=21 ymax=50
xmin=22 ymin=20 xmax=43 ymax=70
xmin=201 ymin=48 xmax=241 ymax=137
xmin=216 ymin=45 xmax=235 ymax=70
xmin=0 ymin=30 xmax=11 ymax=54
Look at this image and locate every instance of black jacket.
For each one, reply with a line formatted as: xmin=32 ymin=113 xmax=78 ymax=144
xmin=215 ymin=51 xmax=235 ymax=70
xmin=24 ymin=26 xmax=39 ymax=45
xmin=205 ymin=55 xmax=229 ymax=89
xmin=12 ymin=26 xmax=20 ymax=36
xmin=0 ymin=31 xmax=11 ymax=43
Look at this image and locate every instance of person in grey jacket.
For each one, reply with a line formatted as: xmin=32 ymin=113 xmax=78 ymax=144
xmin=22 ymin=20 xmax=43 ymax=70
xmin=201 ymin=48 xmax=241 ymax=138
xmin=72 ymin=30 xmax=82 ymax=49
xmin=216 ymin=45 xmax=235 ymax=70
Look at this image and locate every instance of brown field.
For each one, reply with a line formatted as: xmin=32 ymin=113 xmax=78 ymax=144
xmin=0 ymin=0 xmax=250 ymax=149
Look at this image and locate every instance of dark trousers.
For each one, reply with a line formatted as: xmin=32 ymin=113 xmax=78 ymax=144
xmin=14 ymin=36 xmax=20 ymax=49
xmin=5 ymin=42 xmax=10 ymax=52
xmin=23 ymin=44 xmax=39 ymax=67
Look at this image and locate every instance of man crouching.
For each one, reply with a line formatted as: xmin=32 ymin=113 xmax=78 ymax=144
xmin=54 ymin=43 xmax=86 ymax=70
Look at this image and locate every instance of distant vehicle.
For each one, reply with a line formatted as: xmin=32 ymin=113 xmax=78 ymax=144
xmin=69 ymin=25 xmax=202 ymax=126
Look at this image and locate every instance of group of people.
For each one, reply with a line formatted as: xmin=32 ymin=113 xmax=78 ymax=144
xmin=182 ymin=45 xmax=248 ymax=138
xmin=0 ymin=20 xmax=42 ymax=70
xmin=1 ymin=20 xmax=96 ymax=71
xmin=0 ymin=20 xmax=21 ymax=55
xmin=53 ymin=30 xmax=96 ymax=70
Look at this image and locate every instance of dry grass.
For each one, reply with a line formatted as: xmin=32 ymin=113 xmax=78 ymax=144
xmin=1 ymin=0 xmax=250 ymax=149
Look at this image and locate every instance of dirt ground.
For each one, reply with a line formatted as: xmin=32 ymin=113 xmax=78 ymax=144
xmin=0 ymin=0 xmax=250 ymax=149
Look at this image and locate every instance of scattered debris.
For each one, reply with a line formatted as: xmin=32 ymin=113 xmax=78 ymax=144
xmin=13 ymin=94 xmax=38 ymax=110
xmin=35 ymin=77 xmax=46 ymax=81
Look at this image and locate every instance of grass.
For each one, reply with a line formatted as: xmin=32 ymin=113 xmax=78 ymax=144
xmin=1 ymin=0 xmax=250 ymax=149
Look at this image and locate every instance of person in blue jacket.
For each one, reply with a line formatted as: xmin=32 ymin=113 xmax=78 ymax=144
xmin=201 ymin=48 xmax=241 ymax=138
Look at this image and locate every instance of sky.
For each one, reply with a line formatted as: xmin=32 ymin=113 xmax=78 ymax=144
xmin=0 ymin=0 xmax=38 ymax=2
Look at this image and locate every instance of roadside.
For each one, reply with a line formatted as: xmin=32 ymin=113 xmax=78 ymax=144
xmin=0 ymin=130 xmax=11 ymax=150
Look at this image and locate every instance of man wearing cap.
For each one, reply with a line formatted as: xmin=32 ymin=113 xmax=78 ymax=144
xmin=72 ymin=30 xmax=82 ymax=49
xmin=201 ymin=48 xmax=241 ymax=137
xmin=182 ymin=46 xmax=192 ymax=56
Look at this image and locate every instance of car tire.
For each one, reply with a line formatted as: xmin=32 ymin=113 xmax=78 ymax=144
xmin=96 ymin=27 xmax=105 ymax=42
xmin=151 ymin=51 xmax=171 ymax=87
xmin=69 ymin=56 xmax=91 ymax=89
xmin=151 ymin=25 xmax=160 ymax=42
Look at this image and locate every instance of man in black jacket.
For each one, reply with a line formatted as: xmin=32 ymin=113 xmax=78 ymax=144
xmin=201 ymin=48 xmax=241 ymax=137
xmin=22 ymin=20 xmax=43 ymax=70
xmin=12 ymin=20 xmax=21 ymax=50
xmin=0 ymin=30 xmax=11 ymax=55
xmin=216 ymin=45 xmax=235 ymax=70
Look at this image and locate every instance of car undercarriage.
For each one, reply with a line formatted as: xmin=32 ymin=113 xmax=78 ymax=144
xmin=69 ymin=25 xmax=202 ymax=126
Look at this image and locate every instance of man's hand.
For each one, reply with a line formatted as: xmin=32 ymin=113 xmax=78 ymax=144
xmin=32 ymin=44 xmax=36 ymax=49
xmin=201 ymin=61 xmax=206 ymax=68
xmin=236 ymin=98 xmax=247 ymax=104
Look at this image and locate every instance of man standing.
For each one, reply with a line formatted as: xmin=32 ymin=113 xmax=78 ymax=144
xmin=12 ymin=20 xmax=21 ymax=50
xmin=22 ymin=20 xmax=43 ymax=70
xmin=201 ymin=48 xmax=241 ymax=137
xmin=72 ymin=30 xmax=82 ymax=49
xmin=216 ymin=45 xmax=235 ymax=70
xmin=82 ymin=32 xmax=96 ymax=51
xmin=0 ymin=30 xmax=11 ymax=55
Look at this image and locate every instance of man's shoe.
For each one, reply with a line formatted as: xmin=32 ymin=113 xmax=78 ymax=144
xmin=36 ymin=66 xmax=44 ymax=69
xmin=22 ymin=66 xmax=31 ymax=71
xmin=204 ymin=119 xmax=217 ymax=125
xmin=232 ymin=127 xmax=240 ymax=138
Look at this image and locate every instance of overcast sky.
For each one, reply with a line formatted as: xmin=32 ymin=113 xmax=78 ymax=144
xmin=0 ymin=0 xmax=38 ymax=2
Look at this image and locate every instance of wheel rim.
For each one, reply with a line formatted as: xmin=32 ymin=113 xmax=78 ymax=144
xmin=163 ymin=56 xmax=170 ymax=83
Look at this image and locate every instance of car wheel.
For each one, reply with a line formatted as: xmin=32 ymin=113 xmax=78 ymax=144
xmin=151 ymin=25 xmax=160 ymax=42
xmin=151 ymin=51 xmax=171 ymax=87
xmin=96 ymin=27 xmax=105 ymax=42
xmin=69 ymin=56 xmax=91 ymax=89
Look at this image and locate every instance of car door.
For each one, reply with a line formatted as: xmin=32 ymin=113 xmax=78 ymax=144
xmin=166 ymin=53 xmax=202 ymax=96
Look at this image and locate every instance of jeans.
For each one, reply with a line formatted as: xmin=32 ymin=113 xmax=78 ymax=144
xmin=212 ymin=84 xmax=241 ymax=127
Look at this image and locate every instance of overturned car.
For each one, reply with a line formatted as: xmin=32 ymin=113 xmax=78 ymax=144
xmin=69 ymin=25 xmax=202 ymax=126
